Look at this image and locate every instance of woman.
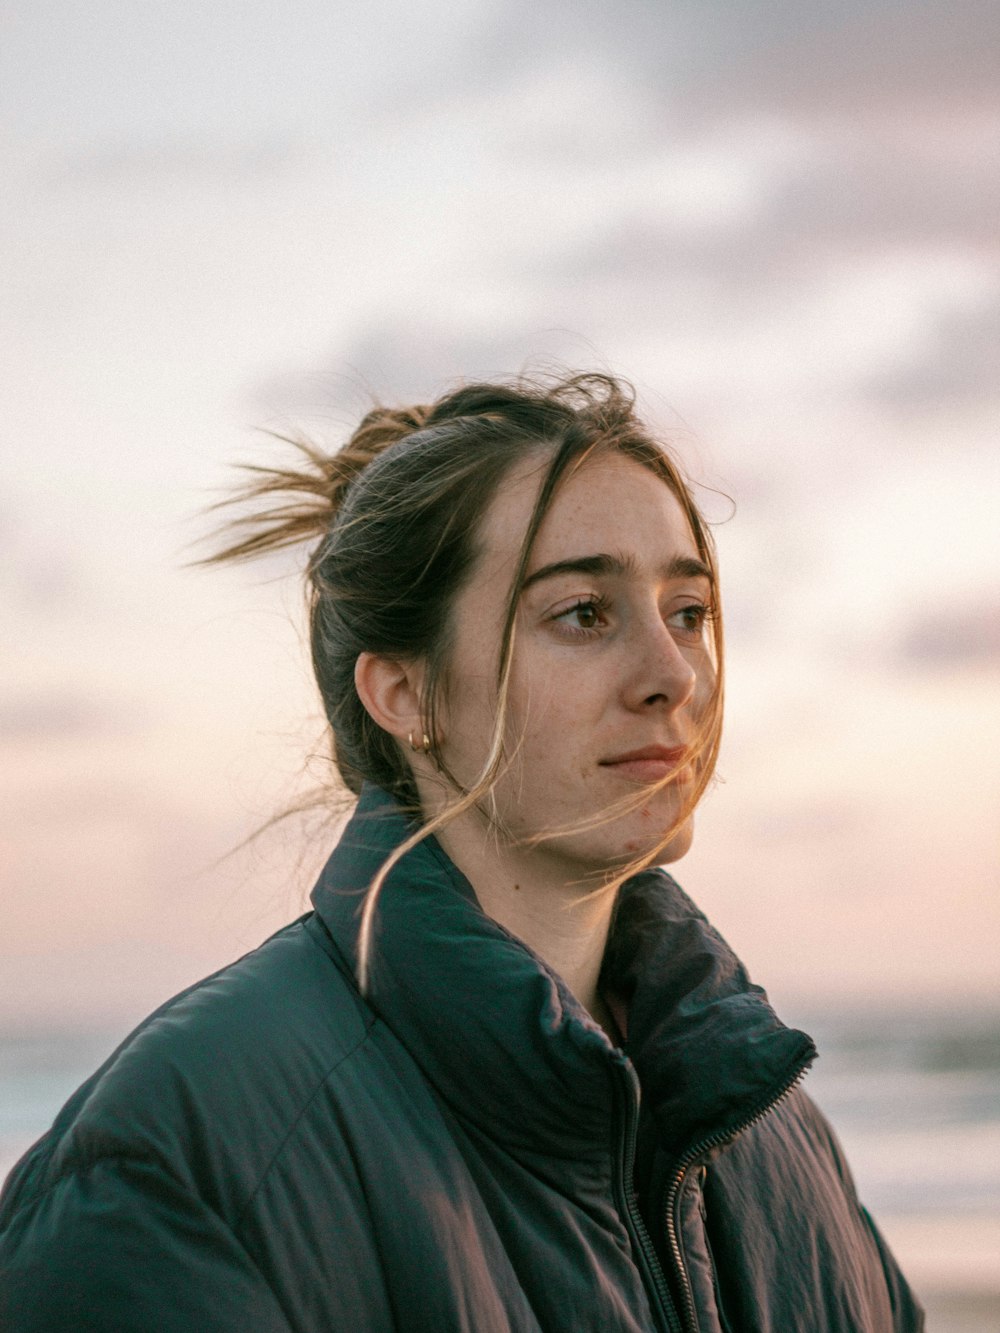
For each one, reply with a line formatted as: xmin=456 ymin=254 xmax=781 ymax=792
xmin=0 ymin=374 xmax=922 ymax=1330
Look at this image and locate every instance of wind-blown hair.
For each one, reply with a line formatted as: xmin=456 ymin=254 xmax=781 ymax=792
xmin=204 ymin=372 xmax=724 ymax=988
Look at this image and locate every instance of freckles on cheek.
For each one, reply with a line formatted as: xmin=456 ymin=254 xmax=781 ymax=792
xmin=514 ymin=682 xmax=566 ymax=738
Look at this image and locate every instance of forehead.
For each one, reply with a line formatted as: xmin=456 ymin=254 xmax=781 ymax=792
xmin=479 ymin=450 xmax=699 ymax=577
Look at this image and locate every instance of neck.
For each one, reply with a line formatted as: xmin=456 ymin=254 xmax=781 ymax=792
xmin=433 ymin=814 xmax=622 ymax=1033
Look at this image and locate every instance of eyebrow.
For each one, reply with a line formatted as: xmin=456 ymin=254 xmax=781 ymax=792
xmin=520 ymin=550 xmax=714 ymax=592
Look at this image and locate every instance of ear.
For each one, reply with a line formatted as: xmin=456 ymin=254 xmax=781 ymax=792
xmin=354 ymin=651 xmax=426 ymax=746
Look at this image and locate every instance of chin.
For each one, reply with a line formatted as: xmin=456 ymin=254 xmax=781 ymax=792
xmin=629 ymin=814 xmax=694 ymax=868
xmin=658 ymin=817 xmax=694 ymax=864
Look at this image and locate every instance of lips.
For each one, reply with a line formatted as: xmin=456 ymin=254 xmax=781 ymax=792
xmin=599 ymin=746 xmax=690 ymax=784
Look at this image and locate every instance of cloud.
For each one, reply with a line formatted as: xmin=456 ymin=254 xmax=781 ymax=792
xmin=761 ymin=133 xmax=999 ymax=255
xmin=0 ymin=497 xmax=99 ymax=618
xmin=863 ymin=297 xmax=1000 ymax=411
xmin=533 ymin=122 xmax=995 ymax=295
xmin=673 ymin=0 xmax=1000 ymax=121
xmin=48 ymin=136 xmax=302 ymax=188
xmin=896 ymin=601 xmax=1000 ymax=669
xmin=0 ymin=694 xmax=144 ymax=742
xmin=253 ymin=321 xmax=611 ymax=418
xmin=460 ymin=0 xmax=999 ymax=131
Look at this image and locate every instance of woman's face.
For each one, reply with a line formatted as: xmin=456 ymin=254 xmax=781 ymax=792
xmin=435 ymin=449 xmax=717 ymax=878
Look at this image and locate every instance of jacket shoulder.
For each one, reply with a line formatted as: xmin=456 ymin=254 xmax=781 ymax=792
xmin=1 ymin=913 xmax=371 ymax=1225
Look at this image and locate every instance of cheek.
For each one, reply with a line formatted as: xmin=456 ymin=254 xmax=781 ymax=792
xmin=505 ymin=666 xmax=587 ymax=764
xmin=691 ymin=653 xmax=716 ymax=714
xmin=443 ymin=685 xmax=496 ymax=760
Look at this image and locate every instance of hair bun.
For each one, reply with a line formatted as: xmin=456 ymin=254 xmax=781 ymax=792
xmin=346 ymin=403 xmax=431 ymax=458
xmin=197 ymin=403 xmax=431 ymax=567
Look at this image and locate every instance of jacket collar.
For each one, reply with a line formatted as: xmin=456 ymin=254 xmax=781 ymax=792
xmin=311 ymin=784 xmax=815 ymax=1164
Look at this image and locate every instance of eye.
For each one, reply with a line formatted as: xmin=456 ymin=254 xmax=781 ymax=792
xmin=668 ymin=602 xmax=714 ymax=643
xmin=550 ymin=596 xmax=609 ymax=638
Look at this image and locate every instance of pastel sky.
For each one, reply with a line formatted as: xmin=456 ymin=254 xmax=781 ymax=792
xmin=2 ymin=0 xmax=998 ymax=1028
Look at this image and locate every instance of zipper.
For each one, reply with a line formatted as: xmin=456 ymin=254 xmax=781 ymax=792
xmin=661 ymin=1054 xmax=815 ymax=1333
xmin=614 ymin=1063 xmax=683 ymax=1333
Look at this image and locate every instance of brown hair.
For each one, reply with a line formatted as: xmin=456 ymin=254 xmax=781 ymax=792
xmin=205 ymin=372 xmax=724 ymax=985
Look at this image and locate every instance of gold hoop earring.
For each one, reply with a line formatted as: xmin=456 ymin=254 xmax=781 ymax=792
xmin=408 ymin=731 xmax=432 ymax=755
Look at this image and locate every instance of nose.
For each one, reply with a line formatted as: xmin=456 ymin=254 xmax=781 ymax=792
xmin=623 ymin=616 xmax=698 ymax=713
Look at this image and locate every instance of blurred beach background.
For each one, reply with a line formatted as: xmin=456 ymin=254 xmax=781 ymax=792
xmin=2 ymin=1 xmax=998 ymax=1325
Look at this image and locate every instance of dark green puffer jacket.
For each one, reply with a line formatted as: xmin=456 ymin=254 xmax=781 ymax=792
xmin=0 ymin=785 xmax=923 ymax=1331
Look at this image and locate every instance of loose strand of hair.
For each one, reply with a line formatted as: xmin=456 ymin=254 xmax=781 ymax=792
xmin=355 ymin=619 xmax=519 ymax=993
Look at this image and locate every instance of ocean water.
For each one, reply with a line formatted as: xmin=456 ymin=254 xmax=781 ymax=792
xmin=791 ymin=1005 xmax=1000 ymax=1331
xmin=2 ymin=1007 xmax=998 ymax=1329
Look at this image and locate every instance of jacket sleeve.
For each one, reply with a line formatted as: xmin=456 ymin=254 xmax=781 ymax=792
xmin=807 ymin=1099 xmax=926 ymax=1331
xmin=0 ymin=1154 xmax=294 ymax=1333
xmin=859 ymin=1207 xmax=926 ymax=1333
